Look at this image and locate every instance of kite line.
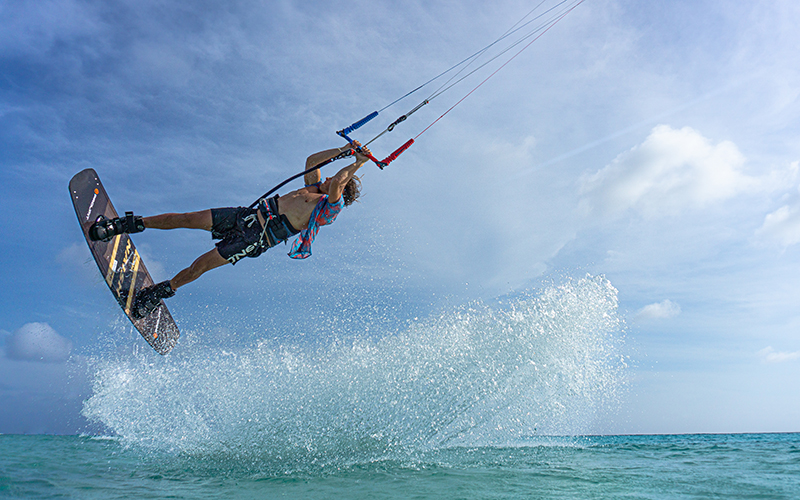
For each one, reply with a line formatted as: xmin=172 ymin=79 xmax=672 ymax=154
xmin=252 ymin=0 xmax=585 ymax=207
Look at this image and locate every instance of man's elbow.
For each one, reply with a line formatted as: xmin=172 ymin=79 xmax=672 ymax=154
xmin=328 ymin=180 xmax=346 ymax=199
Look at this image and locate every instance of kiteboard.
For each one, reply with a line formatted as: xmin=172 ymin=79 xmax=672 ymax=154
xmin=69 ymin=168 xmax=179 ymax=355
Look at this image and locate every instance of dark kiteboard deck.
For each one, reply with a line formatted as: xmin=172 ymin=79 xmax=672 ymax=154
xmin=69 ymin=168 xmax=179 ymax=355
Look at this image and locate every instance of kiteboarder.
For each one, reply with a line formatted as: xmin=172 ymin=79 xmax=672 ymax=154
xmin=89 ymin=143 xmax=371 ymax=319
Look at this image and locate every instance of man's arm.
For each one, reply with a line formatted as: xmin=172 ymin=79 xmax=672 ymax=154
xmin=327 ymin=147 xmax=371 ymax=203
xmin=303 ymin=146 xmax=353 ymax=186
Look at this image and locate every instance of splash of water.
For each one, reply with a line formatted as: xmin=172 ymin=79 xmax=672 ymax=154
xmin=82 ymin=275 xmax=626 ymax=469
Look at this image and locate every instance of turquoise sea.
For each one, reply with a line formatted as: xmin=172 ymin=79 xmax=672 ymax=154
xmin=3 ymin=277 xmax=797 ymax=498
xmin=2 ymin=433 xmax=799 ymax=499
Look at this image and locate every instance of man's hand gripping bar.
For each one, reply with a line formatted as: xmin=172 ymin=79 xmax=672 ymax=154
xmin=337 ymin=112 xmax=415 ymax=170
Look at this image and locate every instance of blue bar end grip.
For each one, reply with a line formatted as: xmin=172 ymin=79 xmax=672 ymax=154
xmin=338 ymin=111 xmax=378 ymax=136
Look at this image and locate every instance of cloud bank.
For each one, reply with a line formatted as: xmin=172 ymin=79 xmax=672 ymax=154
xmin=4 ymin=322 xmax=73 ymax=363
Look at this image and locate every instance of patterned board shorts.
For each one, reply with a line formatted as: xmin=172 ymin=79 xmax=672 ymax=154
xmin=211 ymin=207 xmax=266 ymax=264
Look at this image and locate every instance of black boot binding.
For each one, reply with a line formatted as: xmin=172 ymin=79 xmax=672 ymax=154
xmin=132 ymin=280 xmax=175 ymax=320
xmin=89 ymin=212 xmax=145 ymax=242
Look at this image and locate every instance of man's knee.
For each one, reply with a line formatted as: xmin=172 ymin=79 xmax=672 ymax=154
xmin=171 ymin=250 xmax=226 ymax=290
xmin=176 ymin=211 xmax=212 ymax=230
xmin=194 ymin=249 xmax=228 ymax=274
xmin=189 ymin=256 xmax=212 ymax=277
xmin=189 ymin=210 xmax=213 ymax=230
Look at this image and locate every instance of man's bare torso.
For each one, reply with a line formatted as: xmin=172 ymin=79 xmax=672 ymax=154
xmin=257 ymin=186 xmax=323 ymax=231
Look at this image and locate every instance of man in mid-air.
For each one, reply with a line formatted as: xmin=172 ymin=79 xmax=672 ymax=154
xmin=89 ymin=143 xmax=371 ymax=319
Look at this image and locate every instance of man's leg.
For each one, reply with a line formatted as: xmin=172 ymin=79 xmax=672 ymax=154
xmin=131 ymin=248 xmax=228 ymax=319
xmin=169 ymin=247 xmax=229 ymax=290
xmin=144 ymin=210 xmax=213 ymax=231
xmin=90 ymin=209 xmax=214 ymax=242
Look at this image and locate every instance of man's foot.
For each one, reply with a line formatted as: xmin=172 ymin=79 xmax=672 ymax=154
xmin=131 ymin=280 xmax=175 ymax=320
xmin=89 ymin=212 xmax=145 ymax=242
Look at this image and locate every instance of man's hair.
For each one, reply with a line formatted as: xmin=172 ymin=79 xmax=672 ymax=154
xmin=343 ymin=176 xmax=361 ymax=206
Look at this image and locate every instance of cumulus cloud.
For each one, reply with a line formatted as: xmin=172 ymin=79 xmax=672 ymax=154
xmin=580 ymin=125 xmax=757 ymax=217
xmin=758 ymin=346 xmax=800 ymax=363
xmin=634 ymin=299 xmax=681 ymax=320
xmin=4 ymin=323 xmax=73 ymax=363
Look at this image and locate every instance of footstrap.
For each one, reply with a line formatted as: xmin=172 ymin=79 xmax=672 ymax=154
xmin=124 ymin=211 xmax=145 ymax=234
xmin=125 ymin=212 xmax=136 ymax=231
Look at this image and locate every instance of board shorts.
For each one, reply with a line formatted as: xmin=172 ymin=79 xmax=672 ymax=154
xmin=211 ymin=196 xmax=299 ymax=265
xmin=211 ymin=207 xmax=265 ymax=264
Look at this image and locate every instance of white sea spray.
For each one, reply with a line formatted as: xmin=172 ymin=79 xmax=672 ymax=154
xmin=82 ymin=275 xmax=626 ymax=468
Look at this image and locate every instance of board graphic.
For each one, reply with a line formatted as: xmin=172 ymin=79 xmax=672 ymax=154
xmin=69 ymin=168 xmax=179 ymax=354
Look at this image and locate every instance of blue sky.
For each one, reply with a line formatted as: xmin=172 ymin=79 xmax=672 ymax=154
xmin=2 ymin=0 xmax=800 ymax=435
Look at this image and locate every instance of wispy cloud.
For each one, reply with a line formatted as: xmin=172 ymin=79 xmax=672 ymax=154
xmin=758 ymin=346 xmax=800 ymax=363
xmin=634 ymin=299 xmax=681 ymax=321
xmin=756 ymin=170 xmax=800 ymax=247
xmin=758 ymin=204 xmax=800 ymax=247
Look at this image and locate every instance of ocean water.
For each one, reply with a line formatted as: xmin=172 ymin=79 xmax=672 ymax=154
xmin=2 ymin=433 xmax=799 ymax=499
xmin=3 ymin=276 xmax=797 ymax=498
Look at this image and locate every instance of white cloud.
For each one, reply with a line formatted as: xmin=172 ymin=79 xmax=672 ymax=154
xmin=4 ymin=323 xmax=73 ymax=363
xmin=758 ymin=204 xmax=800 ymax=247
xmin=635 ymin=299 xmax=681 ymax=321
xmin=580 ymin=125 xmax=756 ymax=217
xmin=758 ymin=346 xmax=800 ymax=363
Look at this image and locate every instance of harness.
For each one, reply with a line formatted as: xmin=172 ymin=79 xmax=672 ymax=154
xmin=253 ymin=195 xmax=299 ymax=248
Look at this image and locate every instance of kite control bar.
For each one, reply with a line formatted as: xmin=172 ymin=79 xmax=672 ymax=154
xmin=336 ymin=128 xmax=387 ymax=168
xmin=251 ymin=109 xmax=416 ymax=207
xmin=337 ymin=111 xmax=417 ymax=170
xmin=336 ymin=98 xmax=427 ymax=170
